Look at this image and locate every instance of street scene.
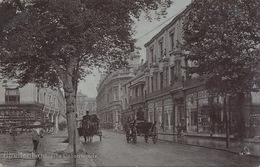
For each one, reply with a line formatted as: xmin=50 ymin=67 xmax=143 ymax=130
xmin=0 ymin=0 xmax=260 ymax=166
xmin=0 ymin=130 xmax=260 ymax=167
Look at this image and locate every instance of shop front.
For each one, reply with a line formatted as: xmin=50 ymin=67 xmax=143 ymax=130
xmin=185 ymin=90 xmax=230 ymax=135
xmin=0 ymin=103 xmax=44 ymax=131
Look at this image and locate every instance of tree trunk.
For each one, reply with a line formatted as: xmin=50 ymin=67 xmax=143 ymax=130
xmin=224 ymin=96 xmax=230 ymax=148
xmin=237 ymin=92 xmax=245 ymax=139
xmin=64 ymin=91 xmax=85 ymax=153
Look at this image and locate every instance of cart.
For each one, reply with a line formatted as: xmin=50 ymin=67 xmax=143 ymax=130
xmin=126 ymin=120 xmax=158 ymax=144
xmin=78 ymin=114 xmax=102 ymax=142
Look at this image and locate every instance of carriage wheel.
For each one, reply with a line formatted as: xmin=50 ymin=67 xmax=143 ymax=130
xmin=144 ymin=135 xmax=148 ymax=143
xmin=152 ymin=127 xmax=158 ymax=144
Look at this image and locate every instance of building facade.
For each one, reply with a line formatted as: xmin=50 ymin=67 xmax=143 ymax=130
xmin=86 ymin=97 xmax=97 ymax=115
xmin=76 ymin=91 xmax=88 ymax=120
xmin=96 ymin=63 xmax=139 ymax=129
xmin=123 ymin=6 xmax=260 ymax=139
xmin=0 ymin=78 xmax=66 ymax=132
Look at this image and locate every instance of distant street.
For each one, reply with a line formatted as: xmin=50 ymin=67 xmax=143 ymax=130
xmin=84 ymin=130 xmax=260 ymax=167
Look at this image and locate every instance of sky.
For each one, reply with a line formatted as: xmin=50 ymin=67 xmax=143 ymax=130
xmin=74 ymin=0 xmax=192 ymax=97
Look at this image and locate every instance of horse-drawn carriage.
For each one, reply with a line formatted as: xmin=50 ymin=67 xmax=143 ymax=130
xmin=78 ymin=114 xmax=102 ymax=142
xmin=126 ymin=120 xmax=158 ymax=144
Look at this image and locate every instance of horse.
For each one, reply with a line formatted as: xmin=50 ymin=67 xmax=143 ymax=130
xmin=81 ymin=120 xmax=95 ymax=143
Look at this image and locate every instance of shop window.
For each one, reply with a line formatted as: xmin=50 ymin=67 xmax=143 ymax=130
xmin=5 ymin=88 xmax=20 ymax=103
xmin=186 ymin=93 xmax=198 ymax=133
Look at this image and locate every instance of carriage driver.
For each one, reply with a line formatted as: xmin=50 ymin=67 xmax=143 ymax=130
xmin=83 ymin=110 xmax=91 ymax=121
xmin=136 ymin=107 xmax=145 ymax=121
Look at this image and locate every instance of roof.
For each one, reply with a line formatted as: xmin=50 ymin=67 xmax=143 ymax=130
xmin=144 ymin=5 xmax=191 ymax=47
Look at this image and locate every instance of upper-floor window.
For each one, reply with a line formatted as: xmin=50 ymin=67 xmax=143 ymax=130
xmin=160 ymin=72 xmax=163 ymax=89
xmin=151 ymin=76 xmax=154 ymax=92
xmin=170 ymin=30 xmax=175 ymax=51
xmin=159 ymin=39 xmax=163 ymax=57
xmin=150 ymin=47 xmax=154 ymax=62
xmin=176 ymin=60 xmax=182 ymax=78
xmin=170 ymin=66 xmax=175 ymax=84
xmin=44 ymin=93 xmax=46 ymax=103
xmin=5 ymin=88 xmax=20 ymax=103
xmin=37 ymin=88 xmax=39 ymax=102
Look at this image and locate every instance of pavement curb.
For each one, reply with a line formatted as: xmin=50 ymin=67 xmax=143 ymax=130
xmin=108 ymin=129 xmax=260 ymax=159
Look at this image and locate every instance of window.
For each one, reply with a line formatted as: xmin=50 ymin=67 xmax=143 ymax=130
xmin=165 ymin=67 xmax=169 ymax=86
xmin=170 ymin=30 xmax=175 ymax=50
xmin=44 ymin=93 xmax=46 ymax=103
xmin=170 ymin=66 xmax=175 ymax=84
xmin=37 ymin=88 xmax=39 ymax=102
xmin=151 ymin=76 xmax=154 ymax=91
xmin=159 ymin=39 xmax=163 ymax=57
xmin=160 ymin=72 xmax=163 ymax=89
xmin=176 ymin=60 xmax=181 ymax=78
xmin=5 ymin=88 xmax=20 ymax=103
xmin=150 ymin=47 xmax=154 ymax=62
xmin=154 ymin=74 xmax=158 ymax=91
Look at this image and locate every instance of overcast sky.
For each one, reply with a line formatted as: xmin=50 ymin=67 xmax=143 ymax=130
xmin=0 ymin=0 xmax=191 ymax=97
xmin=79 ymin=0 xmax=192 ymax=97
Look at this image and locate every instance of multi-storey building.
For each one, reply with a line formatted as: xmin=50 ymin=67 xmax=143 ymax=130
xmin=86 ymin=97 xmax=97 ymax=115
xmin=0 ymin=78 xmax=66 ymax=132
xmin=96 ymin=58 xmax=140 ymax=129
xmin=132 ymin=6 xmax=260 ymax=140
xmin=76 ymin=91 xmax=88 ymax=122
xmin=121 ymin=61 xmax=148 ymax=124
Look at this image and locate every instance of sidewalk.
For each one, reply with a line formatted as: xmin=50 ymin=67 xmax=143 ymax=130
xmin=0 ymin=131 xmax=96 ymax=167
xmin=108 ymin=129 xmax=260 ymax=158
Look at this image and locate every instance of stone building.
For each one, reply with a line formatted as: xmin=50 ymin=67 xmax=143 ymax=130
xmin=96 ymin=59 xmax=140 ymax=129
xmin=142 ymin=5 xmax=260 ymax=140
xmin=0 ymin=78 xmax=66 ymax=132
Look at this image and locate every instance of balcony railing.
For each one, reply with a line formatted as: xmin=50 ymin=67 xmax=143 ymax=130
xmin=146 ymin=86 xmax=173 ymax=99
xmin=109 ymin=100 xmax=121 ymax=107
xmin=129 ymin=95 xmax=145 ymax=105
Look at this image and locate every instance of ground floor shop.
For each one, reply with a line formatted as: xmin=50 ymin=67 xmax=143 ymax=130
xmin=0 ymin=103 xmax=44 ymax=129
xmin=145 ymin=86 xmax=259 ymax=138
xmin=99 ymin=104 xmax=121 ymax=129
xmin=0 ymin=103 xmax=60 ymax=133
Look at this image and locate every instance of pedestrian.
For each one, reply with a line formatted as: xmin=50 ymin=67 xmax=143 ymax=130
xmin=32 ymin=121 xmax=45 ymax=157
xmin=115 ymin=122 xmax=118 ymax=132
xmin=176 ymin=123 xmax=182 ymax=138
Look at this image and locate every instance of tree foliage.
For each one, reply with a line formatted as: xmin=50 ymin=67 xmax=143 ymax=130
xmin=0 ymin=0 xmax=172 ymax=152
xmin=180 ymin=0 xmax=260 ymax=96
xmin=0 ymin=0 xmax=172 ymax=91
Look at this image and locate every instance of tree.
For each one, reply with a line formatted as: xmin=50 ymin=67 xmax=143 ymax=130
xmin=179 ymin=0 xmax=260 ymax=139
xmin=0 ymin=0 xmax=172 ymax=153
